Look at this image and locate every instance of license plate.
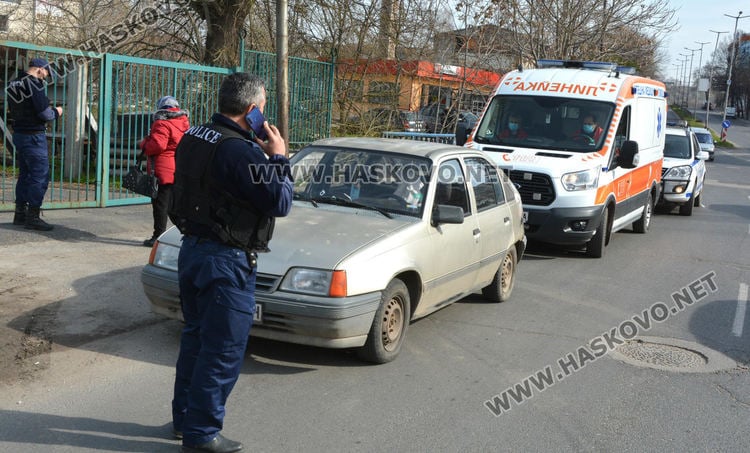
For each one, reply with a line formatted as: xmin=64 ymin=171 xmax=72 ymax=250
xmin=254 ymin=304 xmax=263 ymax=323
xmin=522 ymin=211 xmax=528 ymax=223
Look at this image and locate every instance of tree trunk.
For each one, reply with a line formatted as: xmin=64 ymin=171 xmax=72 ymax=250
xmin=194 ymin=0 xmax=254 ymax=67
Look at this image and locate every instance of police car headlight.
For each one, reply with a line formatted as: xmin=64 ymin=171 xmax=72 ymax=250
xmin=561 ymin=167 xmax=600 ymax=191
xmin=664 ymin=165 xmax=692 ymax=180
xmin=150 ymin=242 xmax=179 ymax=271
xmin=280 ymin=268 xmax=347 ymax=297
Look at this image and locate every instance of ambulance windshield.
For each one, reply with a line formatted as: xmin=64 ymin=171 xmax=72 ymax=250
xmin=473 ymin=95 xmax=615 ymax=153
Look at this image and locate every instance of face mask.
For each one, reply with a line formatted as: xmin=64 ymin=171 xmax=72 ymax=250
xmin=508 ymin=121 xmax=519 ymax=133
xmin=583 ymin=124 xmax=596 ymax=134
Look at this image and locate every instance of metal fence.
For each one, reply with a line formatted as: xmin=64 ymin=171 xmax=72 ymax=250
xmin=1 ymin=41 xmax=333 ymax=211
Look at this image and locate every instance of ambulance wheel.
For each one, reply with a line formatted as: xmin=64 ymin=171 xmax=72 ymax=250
xmin=482 ymin=247 xmax=517 ymax=303
xmin=586 ymin=208 xmax=608 ymax=258
xmin=632 ymin=193 xmax=653 ymax=233
xmin=357 ymin=279 xmax=410 ymax=364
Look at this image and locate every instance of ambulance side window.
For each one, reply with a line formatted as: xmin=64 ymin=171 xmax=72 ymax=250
xmin=612 ymin=106 xmax=631 ymax=169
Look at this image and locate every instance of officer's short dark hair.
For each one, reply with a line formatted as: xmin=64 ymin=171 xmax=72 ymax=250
xmin=219 ymin=73 xmax=266 ymax=115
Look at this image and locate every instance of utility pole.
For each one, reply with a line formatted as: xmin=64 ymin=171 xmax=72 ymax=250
xmin=721 ymin=11 xmax=749 ymax=130
xmin=276 ymin=0 xmax=289 ymax=154
xmin=694 ymin=40 xmax=710 ymax=120
xmin=706 ymin=30 xmax=728 ymax=125
xmin=684 ymin=47 xmax=698 ymax=111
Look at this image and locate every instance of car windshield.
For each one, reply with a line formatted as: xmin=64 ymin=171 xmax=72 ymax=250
xmin=664 ymin=134 xmax=691 ymax=159
xmin=290 ymin=146 xmax=432 ymax=218
xmin=472 ymin=95 xmax=615 ymax=153
xmin=694 ymin=132 xmax=712 ymax=144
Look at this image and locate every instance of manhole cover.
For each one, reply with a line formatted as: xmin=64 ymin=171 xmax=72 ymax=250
xmin=609 ymin=336 xmax=737 ymax=373
xmin=617 ymin=341 xmax=707 ymax=369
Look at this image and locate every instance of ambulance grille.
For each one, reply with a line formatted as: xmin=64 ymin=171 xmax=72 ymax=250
xmin=508 ymin=171 xmax=556 ymax=206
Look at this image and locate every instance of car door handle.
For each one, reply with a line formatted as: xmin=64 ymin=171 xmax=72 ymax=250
xmin=473 ymin=228 xmax=480 ymax=236
xmin=503 ymin=216 xmax=510 ymax=224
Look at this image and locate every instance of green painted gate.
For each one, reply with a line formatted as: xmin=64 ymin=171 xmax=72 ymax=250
xmin=0 ymin=41 xmax=333 ymax=211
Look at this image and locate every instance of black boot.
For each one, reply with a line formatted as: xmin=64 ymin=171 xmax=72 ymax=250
xmin=13 ymin=203 xmax=27 ymax=226
xmin=25 ymin=206 xmax=54 ymax=231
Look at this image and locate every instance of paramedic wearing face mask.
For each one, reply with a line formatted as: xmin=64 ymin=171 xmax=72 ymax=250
xmin=499 ymin=113 xmax=528 ymax=140
xmin=575 ymin=114 xmax=603 ymax=143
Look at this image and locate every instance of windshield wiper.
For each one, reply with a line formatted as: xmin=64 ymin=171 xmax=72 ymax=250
xmin=293 ymin=192 xmax=318 ymax=207
xmin=313 ymin=195 xmax=393 ymax=219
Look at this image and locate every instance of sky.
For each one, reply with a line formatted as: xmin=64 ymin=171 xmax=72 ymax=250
xmin=662 ymin=0 xmax=748 ymax=79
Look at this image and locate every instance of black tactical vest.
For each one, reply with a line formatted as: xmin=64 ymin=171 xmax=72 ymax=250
xmin=169 ymin=122 xmax=275 ymax=253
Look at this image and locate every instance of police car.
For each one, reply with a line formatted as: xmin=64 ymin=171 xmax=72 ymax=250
xmin=658 ymin=126 xmax=708 ymax=216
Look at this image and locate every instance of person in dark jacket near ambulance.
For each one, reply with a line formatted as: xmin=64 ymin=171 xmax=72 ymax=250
xmin=6 ymin=57 xmax=63 ymax=230
xmin=169 ymin=73 xmax=292 ymax=453
xmin=139 ymin=95 xmax=190 ymax=247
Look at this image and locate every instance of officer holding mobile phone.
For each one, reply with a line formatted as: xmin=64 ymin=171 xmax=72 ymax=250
xmin=169 ymin=73 xmax=293 ymax=453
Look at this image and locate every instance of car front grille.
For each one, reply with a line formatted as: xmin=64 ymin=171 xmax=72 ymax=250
xmin=508 ymin=170 xmax=556 ymax=206
xmin=256 ymin=273 xmax=281 ymax=293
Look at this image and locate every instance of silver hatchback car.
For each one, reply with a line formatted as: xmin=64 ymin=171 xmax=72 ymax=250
xmin=141 ymin=137 xmax=526 ymax=363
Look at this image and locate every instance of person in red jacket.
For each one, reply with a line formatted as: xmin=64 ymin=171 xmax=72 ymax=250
xmin=139 ymin=96 xmax=190 ymax=247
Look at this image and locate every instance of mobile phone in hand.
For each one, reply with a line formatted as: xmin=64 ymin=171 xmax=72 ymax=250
xmin=245 ymin=107 xmax=268 ymax=141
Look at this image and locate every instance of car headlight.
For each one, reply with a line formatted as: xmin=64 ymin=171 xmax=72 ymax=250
xmin=279 ymin=268 xmax=347 ymax=297
xmin=561 ymin=167 xmax=600 ymax=191
xmin=150 ymin=242 xmax=180 ymax=271
xmin=664 ymin=165 xmax=692 ymax=180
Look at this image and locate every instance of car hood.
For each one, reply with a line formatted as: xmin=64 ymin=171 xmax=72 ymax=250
xmin=262 ymin=203 xmax=415 ymax=273
xmin=158 ymin=203 xmax=416 ymax=274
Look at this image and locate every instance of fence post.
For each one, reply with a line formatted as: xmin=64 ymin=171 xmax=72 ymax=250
xmin=64 ymin=61 xmax=87 ymax=181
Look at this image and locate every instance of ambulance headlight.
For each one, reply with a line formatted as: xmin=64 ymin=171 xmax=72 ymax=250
xmin=561 ymin=167 xmax=600 ymax=191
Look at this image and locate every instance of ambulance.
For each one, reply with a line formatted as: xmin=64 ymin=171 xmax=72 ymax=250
xmin=465 ymin=60 xmax=667 ymax=257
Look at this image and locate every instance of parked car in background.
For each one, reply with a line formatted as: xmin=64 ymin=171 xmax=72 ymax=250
xmin=725 ymin=106 xmax=736 ymax=119
xmin=361 ymin=108 xmax=425 ymax=133
xmin=658 ymin=126 xmax=708 ymax=216
xmin=142 ymin=137 xmax=527 ymax=363
xmin=690 ymin=126 xmax=715 ymax=161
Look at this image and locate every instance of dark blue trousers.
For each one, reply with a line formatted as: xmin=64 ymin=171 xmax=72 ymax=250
xmin=13 ymin=132 xmax=50 ymax=207
xmin=172 ymin=236 xmax=256 ymax=446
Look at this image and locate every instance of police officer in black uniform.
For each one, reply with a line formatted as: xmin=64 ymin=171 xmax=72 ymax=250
xmin=169 ymin=73 xmax=293 ymax=453
xmin=6 ymin=57 xmax=63 ymax=230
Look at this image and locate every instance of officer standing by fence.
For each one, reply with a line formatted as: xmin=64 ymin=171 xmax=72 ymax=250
xmin=6 ymin=57 xmax=62 ymax=231
xmin=168 ymin=73 xmax=293 ymax=453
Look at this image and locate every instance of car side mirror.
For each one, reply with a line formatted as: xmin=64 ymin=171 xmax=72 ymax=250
xmin=455 ymin=123 xmax=468 ymax=146
xmin=619 ymin=140 xmax=639 ymax=169
xmin=696 ymin=150 xmax=709 ymax=160
xmin=431 ymin=205 xmax=464 ymax=226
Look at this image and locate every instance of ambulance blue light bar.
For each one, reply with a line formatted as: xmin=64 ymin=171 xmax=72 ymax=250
xmin=537 ymin=59 xmax=636 ymax=74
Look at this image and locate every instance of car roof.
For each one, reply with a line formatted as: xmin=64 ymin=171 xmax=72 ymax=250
xmin=665 ymin=126 xmax=690 ymax=136
xmin=690 ymin=127 xmax=710 ymax=134
xmin=308 ymin=137 xmax=477 ymax=160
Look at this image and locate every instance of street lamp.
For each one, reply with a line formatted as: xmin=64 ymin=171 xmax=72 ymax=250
xmin=679 ymin=53 xmax=690 ymax=107
xmin=721 ymin=11 xmax=750 ymax=127
xmin=694 ymin=40 xmax=710 ymax=118
xmin=684 ymin=47 xmax=699 ymax=111
xmin=706 ymin=30 xmax=728 ymax=125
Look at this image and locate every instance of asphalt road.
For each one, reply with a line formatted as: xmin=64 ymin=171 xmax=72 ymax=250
xmin=0 ymin=127 xmax=748 ymax=451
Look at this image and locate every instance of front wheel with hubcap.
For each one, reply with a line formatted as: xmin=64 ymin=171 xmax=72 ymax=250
xmin=482 ymin=247 xmax=517 ymax=303
xmin=357 ymin=279 xmax=410 ymax=364
xmin=586 ymin=207 xmax=609 ymax=258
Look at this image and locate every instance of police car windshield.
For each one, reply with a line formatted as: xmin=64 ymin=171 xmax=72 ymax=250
xmin=473 ymin=95 xmax=614 ymax=153
xmin=664 ymin=134 xmax=691 ymax=159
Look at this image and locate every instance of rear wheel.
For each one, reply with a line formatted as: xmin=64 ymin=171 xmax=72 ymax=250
xmin=357 ymin=279 xmax=410 ymax=364
xmin=586 ymin=208 xmax=608 ymax=258
xmin=482 ymin=247 xmax=518 ymax=303
xmin=632 ymin=193 xmax=653 ymax=233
